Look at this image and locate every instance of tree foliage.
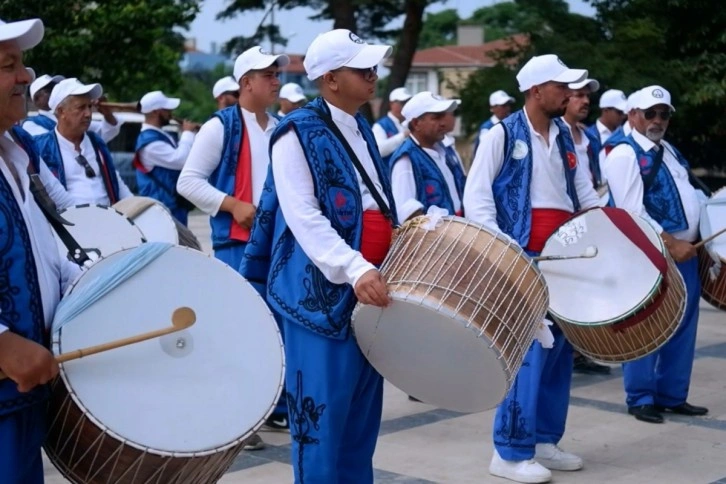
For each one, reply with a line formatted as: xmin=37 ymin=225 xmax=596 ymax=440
xmin=0 ymin=0 xmax=201 ymax=101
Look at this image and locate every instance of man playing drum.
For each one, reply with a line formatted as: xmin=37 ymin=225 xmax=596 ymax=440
xmin=241 ymin=29 xmax=396 ymax=483
xmin=33 ymin=78 xmax=133 ymax=206
xmin=603 ymin=86 xmax=708 ymax=424
xmin=0 ymin=17 xmax=82 ymax=482
xmin=390 ymin=91 xmax=465 ymax=221
xmin=134 ymin=91 xmax=197 ymax=225
xmin=463 ymin=54 xmax=601 ymax=484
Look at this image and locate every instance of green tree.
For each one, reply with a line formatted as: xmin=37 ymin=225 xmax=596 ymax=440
xmin=417 ymin=9 xmax=460 ymax=49
xmin=169 ymin=65 xmax=233 ymax=123
xmin=0 ymin=0 xmax=200 ymax=100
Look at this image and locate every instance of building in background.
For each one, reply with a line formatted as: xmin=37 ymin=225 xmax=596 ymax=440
xmin=180 ymin=38 xmax=234 ymax=72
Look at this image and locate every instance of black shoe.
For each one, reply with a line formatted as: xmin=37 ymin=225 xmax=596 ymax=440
xmin=628 ymin=404 xmax=664 ymax=423
xmin=262 ymin=413 xmax=290 ymax=432
xmin=573 ymin=355 xmax=611 ymax=375
xmin=654 ymin=402 xmax=709 ymax=416
xmin=408 ymin=395 xmax=422 ymax=402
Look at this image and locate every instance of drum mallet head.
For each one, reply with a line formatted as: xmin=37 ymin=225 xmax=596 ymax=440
xmin=171 ymin=307 xmax=196 ymax=329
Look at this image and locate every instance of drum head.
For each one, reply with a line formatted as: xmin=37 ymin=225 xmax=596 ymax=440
xmin=116 ymin=197 xmax=179 ymax=245
xmin=354 ymin=296 xmax=509 ymax=413
xmin=54 ymin=246 xmax=284 ymax=455
xmin=702 ymin=188 xmax=726 ymax=259
xmin=55 ymin=205 xmax=146 ymax=262
xmin=540 ymin=208 xmax=664 ymax=325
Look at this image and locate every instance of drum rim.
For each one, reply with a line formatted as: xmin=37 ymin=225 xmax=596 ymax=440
xmin=700 ymin=187 xmax=726 ymax=260
xmin=544 ymin=209 xmax=667 ymax=327
xmin=51 ymin=245 xmax=286 ymax=457
xmin=123 ymin=200 xmax=180 ymax=245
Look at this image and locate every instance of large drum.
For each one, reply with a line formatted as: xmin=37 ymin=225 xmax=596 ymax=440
xmin=698 ymin=187 xmax=726 ymax=310
xmin=352 ymin=216 xmax=548 ymax=413
xmin=45 ymin=245 xmax=284 ymax=483
xmin=114 ymin=196 xmax=202 ymax=250
xmin=54 ymin=204 xmax=146 ymax=263
xmin=539 ymin=207 xmax=686 ymax=362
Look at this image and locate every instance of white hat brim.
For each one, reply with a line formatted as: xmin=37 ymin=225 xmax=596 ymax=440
xmin=569 ymin=78 xmax=600 ymax=92
xmin=284 ymin=93 xmax=307 ymax=103
xmin=552 ymin=68 xmax=588 ymax=85
xmin=345 ymin=44 xmax=392 ymax=69
xmin=252 ymin=53 xmax=290 ymax=71
xmin=0 ymin=19 xmax=44 ymax=51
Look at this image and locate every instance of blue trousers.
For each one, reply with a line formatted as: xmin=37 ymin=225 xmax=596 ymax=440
xmin=0 ymin=404 xmax=45 ymax=484
xmin=492 ymin=324 xmax=573 ymax=461
xmin=622 ymin=257 xmax=700 ymax=407
xmin=283 ymin=319 xmax=383 ymax=484
xmin=214 ymin=243 xmax=247 ymax=270
xmin=171 ymin=207 xmax=188 ymax=227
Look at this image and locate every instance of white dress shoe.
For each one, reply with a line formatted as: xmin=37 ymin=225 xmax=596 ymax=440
xmin=534 ymin=443 xmax=583 ymax=471
xmin=489 ymin=449 xmax=552 ymax=483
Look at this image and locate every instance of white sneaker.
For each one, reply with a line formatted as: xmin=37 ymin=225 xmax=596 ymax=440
xmin=489 ymin=449 xmax=552 ymax=483
xmin=534 ymin=443 xmax=583 ymax=471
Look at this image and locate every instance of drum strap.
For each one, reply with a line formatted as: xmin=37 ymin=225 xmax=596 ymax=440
xmin=307 ymin=106 xmax=396 ymax=227
xmin=642 ymin=145 xmax=664 ymax=191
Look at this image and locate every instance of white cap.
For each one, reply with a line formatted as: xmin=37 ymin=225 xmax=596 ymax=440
xmin=625 ymin=89 xmax=641 ymax=112
xmin=599 ymin=89 xmax=627 ymax=111
xmin=304 ymin=29 xmax=392 ymax=81
xmin=49 ymin=78 xmax=102 ymax=113
xmin=568 ymin=78 xmax=600 ymax=92
xmin=29 ymin=74 xmax=65 ymax=99
xmin=25 ymin=67 xmax=35 ymax=82
xmin=633 ymin=85 xmax=675 ymax=112
xmin=516 ymin=54 xmax=587 ymax=92
xmin=212 ymin=76 xmax=239 ymax=99
xmin=489 ymin=90 xmax=515 ymax=106
xmin=279 ymin=82 xmax=306 ymax=103
xmin=233 ymin=46 xmax=289 ymax=81
xmin=0 ymin=18 xmax=44 ymax=51
xmin=139 ymin=91 xmax=181 ymax=114
xmin=401 ymin=91 xmax=458 ymax=122
xmin=389 ymin=87 xmax=413 ymax=103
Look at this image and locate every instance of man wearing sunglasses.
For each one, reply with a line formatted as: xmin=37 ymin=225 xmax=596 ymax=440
xmin=604 ymin=86 xmax=708 ymax=424
xmin=34 ymin=78 xmax=132 ymax=205
xmin=241 ymin=29 xmax=395 ymax=482
xmin=134 ymin=91 xmax=198 ymax=225
xmin=373 ymin=86 xmax=412 ymax=166
xmin=212 ymin=76 xmax=239 ymax=111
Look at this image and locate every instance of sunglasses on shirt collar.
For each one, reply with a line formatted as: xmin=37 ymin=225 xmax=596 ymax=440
xmin=75 ymin=154 xmax=96 ymax=178
xmin=641 ymin=109 xmax=672 ymax=121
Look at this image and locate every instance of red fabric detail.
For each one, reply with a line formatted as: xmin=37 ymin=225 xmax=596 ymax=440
xmin=230 ymin=126 xmax=253 ymax=243
xmin=97 ymin=149 xmax=117 ymax=205
xmin=132 ymin=153 xmax=149 ymax=174
xmin=360 ymin=210 xmax=393 ymax=266
xmin=567 ymin=151 xmax=577 ymax=170
xmin=455 ymin=210 xmax=463 ymax=217
xmin=526 ymin=209 xmax=572 ymax=253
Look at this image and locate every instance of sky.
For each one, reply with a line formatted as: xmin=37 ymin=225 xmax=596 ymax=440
xmin=188 ymin=0 xmax=596 ymax=55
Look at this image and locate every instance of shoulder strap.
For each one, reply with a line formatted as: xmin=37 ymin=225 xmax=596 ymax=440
xmin=307 ymin=105 xmax=396 ymax=226
xmin=642 ymin=145 xmax=664 ymax=190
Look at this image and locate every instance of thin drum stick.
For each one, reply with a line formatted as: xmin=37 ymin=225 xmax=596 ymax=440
xmin=694 ymin=226 xmax=726 ymax=249
xmin=533 ymin=246 xmax=599 ymax=262
xmin=0 ymin=307 xmax=196 ymax=381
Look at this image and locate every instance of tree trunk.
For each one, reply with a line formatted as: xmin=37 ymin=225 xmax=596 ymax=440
xmin=379 ymin=0 xmax=428 ymax=117
xmin=329 ymin=1 xmax=357 ymax=31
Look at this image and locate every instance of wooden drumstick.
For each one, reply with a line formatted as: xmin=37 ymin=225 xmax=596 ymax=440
xmin=694 ymin=226 xmax=726 ymax=249
xmin=532 ymin=245 xmax=598 ymax=262
xmin=0 ymin=307 xmax=196 ymax=381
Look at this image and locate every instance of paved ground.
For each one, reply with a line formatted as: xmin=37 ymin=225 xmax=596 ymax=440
xmin=44 ymin=212 xmax=726 ymax=483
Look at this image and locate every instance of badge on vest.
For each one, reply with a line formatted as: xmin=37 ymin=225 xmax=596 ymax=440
xmin=512 ymin=140 xmax=529 ymax=160
xmin=567 ymin=152 xmax=577 ymax=170
xmin=330 ymin=186 xmax=359 ymax=228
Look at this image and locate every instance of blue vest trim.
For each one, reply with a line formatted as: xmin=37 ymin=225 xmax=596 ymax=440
xmin=582 ymin=126 xmax=602 ymax=188
xmin=134 ymin=129 xmax=181 ymax=210
xmin=9 ymin=126 xmax=40 ymax=173
xmin=472 ymin=118 xmax=496 ymax=158
xmin=24 ymin=114 xmax=56 ymax=132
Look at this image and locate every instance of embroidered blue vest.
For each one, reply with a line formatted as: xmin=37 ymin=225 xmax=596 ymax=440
xmin=492 ymin=110 xmax=580 ymax=247
xmin=207 ymin=105 xmax=247 ymax=249
xmin=35 ymin=130 xmax=120 ymax=202
xmin=390 ymin=138 xmax=465 ymax=215
xmin=374 ymin=115 xmax=399 ymax=167
xmin=441 ymin=143 xmax=467 ymax=201
xmin=0 ymin=171 xmax=49 ymax=415
xmin=24 ymin=114 xmax=56 ymax=132
xmin=602 ymin=125 xmax=626 ymax=155
xmin=241 ymin=97 xmax=398 ymax=340
xmin=472 ymin=118 xmax=496 ymax=158
xmin=10 ymin=126 xmax=41 ymax=173
xmin=134 ymin=129 xmax=181 ymax=210
xmin=612 ymin=135 xmax=690 ymax=233
xmin=582 ymin=127 xmax=602 ymax=188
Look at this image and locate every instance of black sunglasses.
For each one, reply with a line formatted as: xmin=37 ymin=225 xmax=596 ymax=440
xmin=75 ymin=154 xmax=96 ymax=178
xmin=225 ymin=91 xmax=240 ymax=98
xmin=335 ymin=65 xmax=378 ymax=81
xmin=642 ymin=109 xmax=672 ymax=121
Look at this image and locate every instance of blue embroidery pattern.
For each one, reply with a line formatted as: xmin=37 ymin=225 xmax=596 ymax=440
xmin=287 ymin=370 xmax=326 ymax=483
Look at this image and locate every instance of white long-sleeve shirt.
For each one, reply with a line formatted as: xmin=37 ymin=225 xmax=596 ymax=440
xmin=23 ymin=110 xmax=122 ymax=143
xmin=476 ymin=114 xmax=501 ymax=148
xmin=0 ymin=135 xmax=81 ymax=335
xmin=595 ymin=119 xmax=612 ymax=144
xmin=391 ymin=136 xmax=459 ymax=222
xmin=372 ymin=112 xmax=407 ymax=158
xmin=272 ymin=101 xmax=390 ymax=288
xmin=603 ymin=129 xmax=700 ymax=242
xmin=177 ymin=108 xmax=276 ymax=216
xmin=463 ymin=108 xmax=600 ymax=233
xmin=54 ymin=129 xmax=132 ymax=205
xmin=138 ymin=124 xmax=195 ymax=171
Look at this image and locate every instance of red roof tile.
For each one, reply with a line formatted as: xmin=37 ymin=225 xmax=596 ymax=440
xmin=283 ymin=54 xmax=306 ymax=74
xmin=390 ymin=35 xmax=528 ymax=68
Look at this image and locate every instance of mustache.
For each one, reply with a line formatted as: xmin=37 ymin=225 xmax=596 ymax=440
xmin=11 ymin=85 xmax=26 ymax=95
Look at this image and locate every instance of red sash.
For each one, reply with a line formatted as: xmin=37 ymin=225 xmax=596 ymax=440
xmin=526 ymin=208 xmax=572 ymax=253
xmin=360 ymin=210 xmax=393 ymax=266
xmin=230 ymin=126 xmax=253 ymax=242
